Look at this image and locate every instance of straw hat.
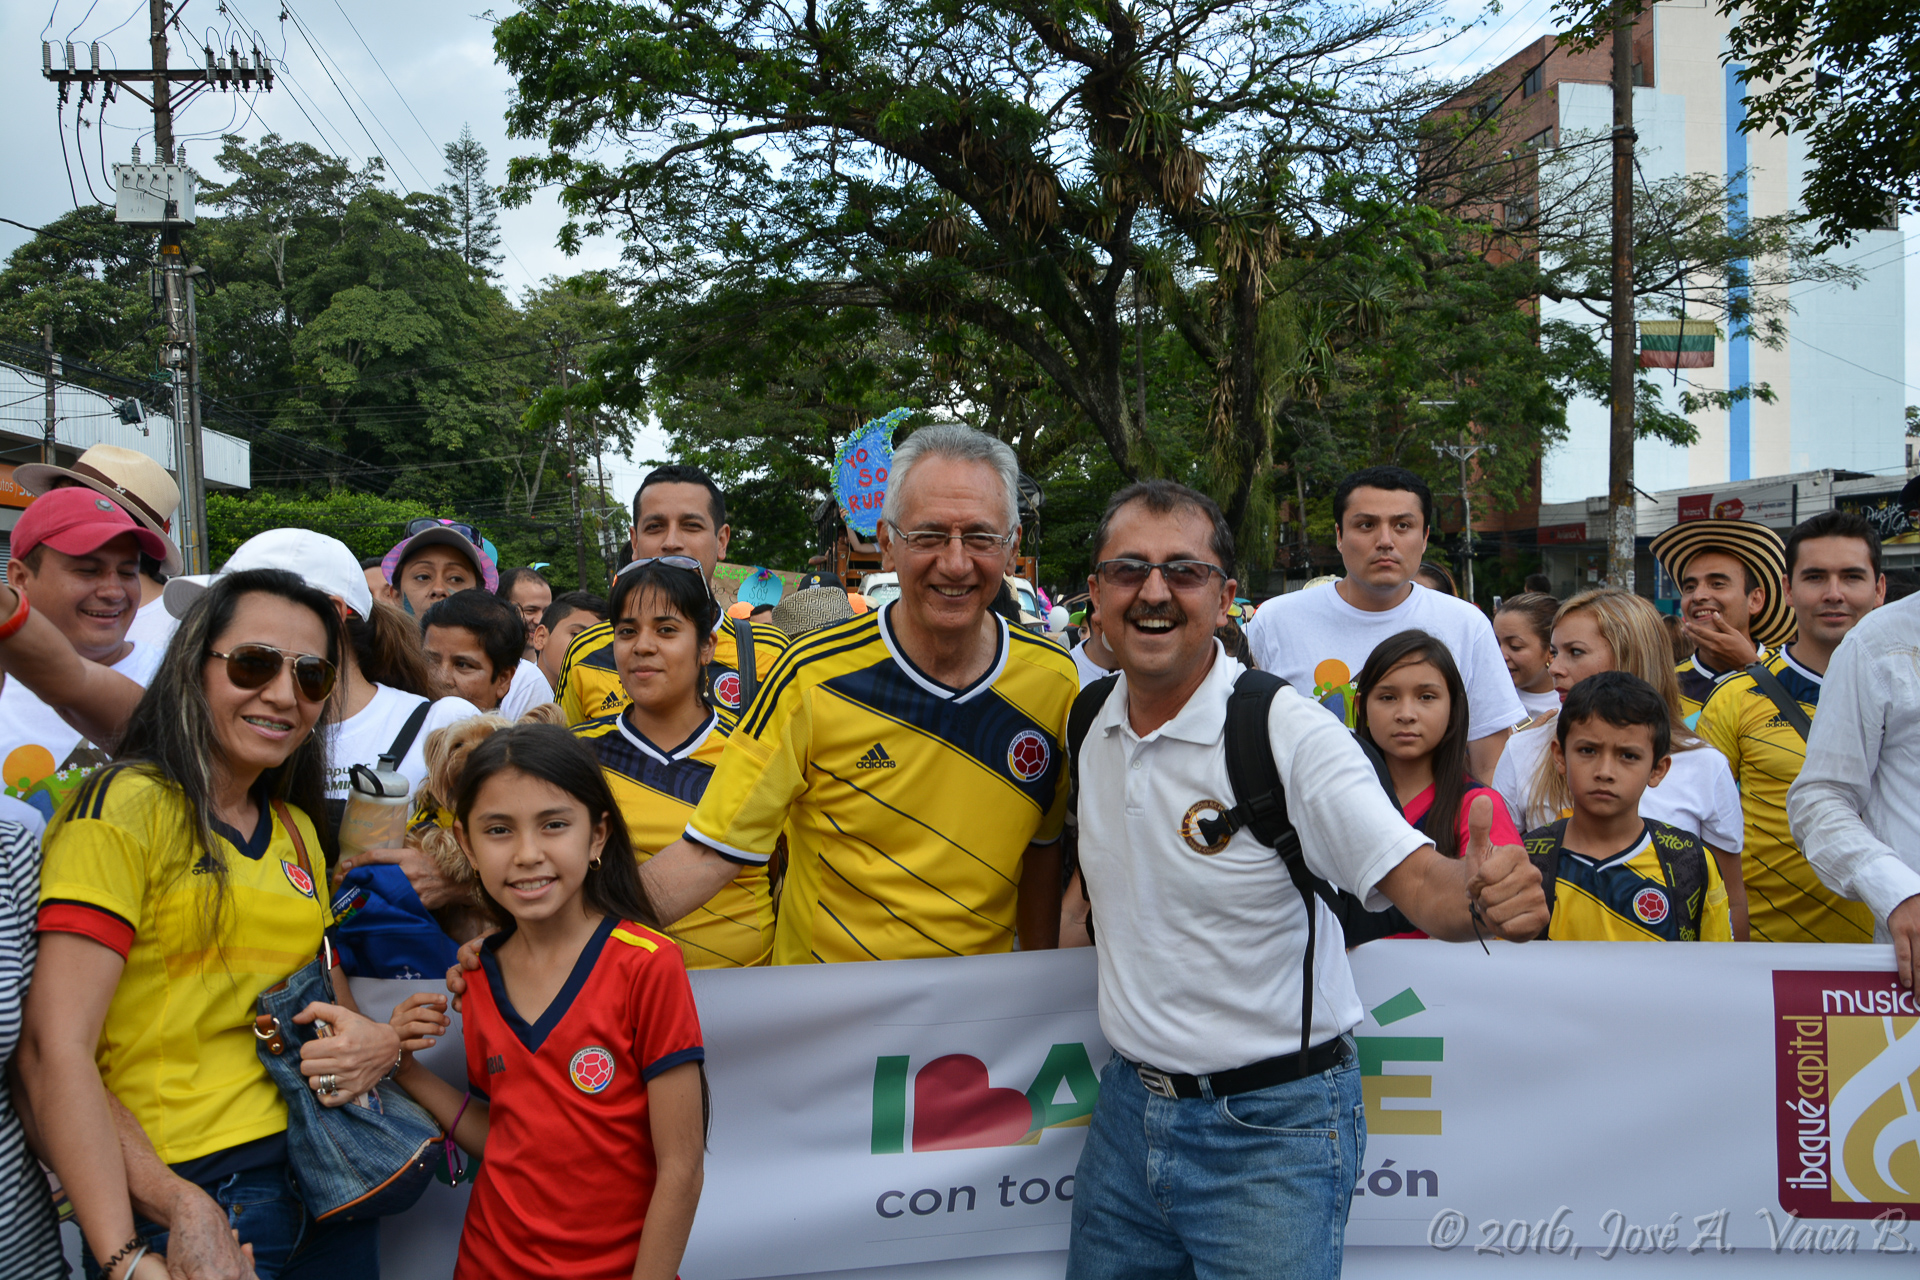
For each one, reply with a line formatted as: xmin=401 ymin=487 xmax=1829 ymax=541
xmin=772 ymin=586 xmax=855 ymax=638
xmin=15 ymin=443 xmax=183 ymax=575
xmin=1649 ymin=518 xmax=1794 ymax=648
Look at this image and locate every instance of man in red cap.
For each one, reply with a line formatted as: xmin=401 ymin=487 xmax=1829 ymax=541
xmin=0 ymin=489 xmax=170 ymax=790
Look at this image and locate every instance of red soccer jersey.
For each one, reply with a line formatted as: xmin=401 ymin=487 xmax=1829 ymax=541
xmin=457 ymin=915 xmax=704 ymax=1280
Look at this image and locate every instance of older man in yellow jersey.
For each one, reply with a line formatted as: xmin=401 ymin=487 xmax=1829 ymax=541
xmin=556 ymin=464 xmax=789 ymax=722
xmin=1698 ymin=511 xmax=1884 ymax=943
xmin=641 ymin=424 xmax=1078 ymax=962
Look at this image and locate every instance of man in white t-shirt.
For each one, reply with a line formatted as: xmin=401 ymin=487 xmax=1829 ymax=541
xmin=1066 ymin=480 xmax=1546 ymax=1280
xmin=1246 ymin=465 xmax=1524 ymax=781
xmin=0 ymin=489 xmax=170 ymax=819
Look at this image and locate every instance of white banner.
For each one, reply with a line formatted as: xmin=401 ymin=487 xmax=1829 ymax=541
xmin=363 ymin=942 xmax=1920 ymax=1278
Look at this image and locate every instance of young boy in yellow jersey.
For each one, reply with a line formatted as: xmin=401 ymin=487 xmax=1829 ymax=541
xmin=1524 ymin=671 xmax=1733 ymax=941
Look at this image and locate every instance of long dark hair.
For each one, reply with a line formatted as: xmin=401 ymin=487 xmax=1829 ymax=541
xmin=82 ymin=568 xmax=343 ymax=937
xmin=1354 ymin=629 xmax=1473 ymax=858
xmin=609 ymin=560 xmax=719 ymax=711
xmin=452 ymin=723 xmax=661 ymax=931
xmin=347 ymin=597 xmax=433 ymax=696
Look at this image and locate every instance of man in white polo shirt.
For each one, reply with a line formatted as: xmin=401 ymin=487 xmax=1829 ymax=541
xmin=1067 ymin=480 xmax=1547 ymax=1280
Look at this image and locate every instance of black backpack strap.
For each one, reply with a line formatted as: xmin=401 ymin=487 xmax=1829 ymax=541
xmin=732 ymin=617 xmax=759 ymax=711
xmin=1195 ymin=669 xmax=1340 ymax=1060
xmin=1744 ymin=660 xmax=1812 ymax=741
xmin=1063 ymin=675 xmax=1121 ymax=942
xmin=1065 ymin=674 xmax=1121 ymax=817
xmin=1523 ymin=818 xmax=1567 ymax=940
xmin=377 ymin=700 xmax=434 ymax=772
xmin=1647 ymin=822 xmax=1711 ymax=939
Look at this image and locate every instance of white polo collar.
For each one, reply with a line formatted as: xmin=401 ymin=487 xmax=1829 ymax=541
xmin=1092 ymin=640 xmax=1234 ymax=746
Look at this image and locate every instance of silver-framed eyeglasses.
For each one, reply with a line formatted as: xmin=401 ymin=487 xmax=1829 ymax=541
xmin=1094 ymin=558 xmax=1227 ymax=592
xmin=884 ymin=521 xmax=1017 ymax=556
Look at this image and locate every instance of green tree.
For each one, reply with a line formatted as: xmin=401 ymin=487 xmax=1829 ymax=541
xmin=440 ymin=124 xmax=504 ymax=276
xmin=493 ymin=0 xmax=1470 ymax=558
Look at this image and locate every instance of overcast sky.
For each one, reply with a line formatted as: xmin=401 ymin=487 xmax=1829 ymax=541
xmin=5 ymin=0 xmax=1913 ymax=500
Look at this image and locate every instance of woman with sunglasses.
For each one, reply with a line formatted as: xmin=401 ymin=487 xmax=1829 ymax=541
xmin=20 ymin=569 xmax=400 ymax=1279
xmin=572 ymin=557 xmax=775 ymax=966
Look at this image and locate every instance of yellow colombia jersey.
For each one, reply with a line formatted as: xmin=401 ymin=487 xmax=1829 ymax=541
xmin=574 ymin=709 xmax=774 ymax=967
xmin=1676 ymin=646 xmax=1766 ymax=730
xmin=688 ymin=604 xmax=1078 ymax=964
xmin=559 ymin=616 xmax=790 ymax=725
xmin=1697 ymin=649 xmax=1874 ymax=944
xmin=37 ymin=765 xmax=333 ymax=1166
xmin=1524 ymin=817 xmax=1732 ymax=942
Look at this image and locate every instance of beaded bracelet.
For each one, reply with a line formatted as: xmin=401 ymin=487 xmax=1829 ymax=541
xmin=101 ymin=1234 xmax=144 ymax=1279
xmin=0 ymin=589 xmax=29 ymax=642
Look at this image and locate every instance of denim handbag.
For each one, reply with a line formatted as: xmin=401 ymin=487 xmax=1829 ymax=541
xmin=253 ymin=801 xmax=442 ymax=1221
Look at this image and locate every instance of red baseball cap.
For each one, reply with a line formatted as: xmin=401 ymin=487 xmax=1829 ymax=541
xmin=12 ymin=486 xmax=171 ymax=564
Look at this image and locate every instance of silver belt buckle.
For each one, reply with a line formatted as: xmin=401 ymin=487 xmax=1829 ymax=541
xmin=1136 ymin=1065 xmax=1178 ymax=1098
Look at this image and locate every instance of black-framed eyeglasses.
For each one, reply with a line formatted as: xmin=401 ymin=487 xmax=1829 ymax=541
xmin=884 ymin=521 xmax=1017 ymax=556
xmin=209 ymin=643 xmax=338 ymax=703
xmin=1095 ymin=558 xmax=1227 ymax=592
xmin=405 ymin=518 xmax=482 ymax=547
xmin=617 ymin=555 xmax=715 ymax=600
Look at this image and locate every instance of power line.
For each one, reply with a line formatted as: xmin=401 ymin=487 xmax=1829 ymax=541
xmin=326 ymin=0 xmax=438 ymax=158
xmin=277 ymin=2 xmax=401 ymax=184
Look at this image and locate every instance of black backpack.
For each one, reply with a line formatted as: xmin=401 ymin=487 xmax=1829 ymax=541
xmin=1065 ymin=669 xmax=1396 ymax=1060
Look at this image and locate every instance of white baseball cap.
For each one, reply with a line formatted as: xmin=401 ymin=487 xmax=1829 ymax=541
xmin=164 ymin=528 xmax=374 ymax=620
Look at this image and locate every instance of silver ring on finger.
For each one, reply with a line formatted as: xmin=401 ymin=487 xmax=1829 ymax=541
xmin=316 ymin=1073 xmax=339 ymax=1095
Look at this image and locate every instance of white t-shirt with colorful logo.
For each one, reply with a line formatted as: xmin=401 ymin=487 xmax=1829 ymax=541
xmin=1244 ymin=581 xmax=1525 ymax=741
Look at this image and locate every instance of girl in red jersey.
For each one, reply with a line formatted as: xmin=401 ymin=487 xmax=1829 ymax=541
xmin=1338 ymin=630 xmax=1523 ymax=944
xmin=388 ymin=724 xmax=705 ymax=1280
xmin=1356 ymin=629 xmax=1521 ymax=859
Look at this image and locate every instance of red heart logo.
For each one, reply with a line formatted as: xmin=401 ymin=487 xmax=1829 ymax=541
xmin=912 ymin=1054 xmax=1035 ymax=1151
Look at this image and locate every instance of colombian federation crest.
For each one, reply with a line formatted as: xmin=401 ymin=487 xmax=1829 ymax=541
xmin=570 ymin=1046 xmax=616 ymax=1094
xmin=1007 ymin=730 xmax=1051 ymax=781
xmin=282 ymin=860 xmax=316 ymax=898
xmin=713 ymin=671 xmax=743 ymax=710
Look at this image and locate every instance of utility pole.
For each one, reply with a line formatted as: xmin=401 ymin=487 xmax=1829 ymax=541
xmin=1606 ymin=2 xmax=1637 ymax=590
xmin=555 ymin=351 xmax=590 ymax=589
xmin=1432 ymin=435 xmax=1495 ymax=604
xmin=43 ymin=3 xmax=273 ymax=575
xmin=42 ymin=326 xmax=58 ymax=465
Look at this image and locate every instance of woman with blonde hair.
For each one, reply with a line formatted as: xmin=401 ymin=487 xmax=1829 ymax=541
xmin=1491 ymin=588 xmax=1749 ymax=936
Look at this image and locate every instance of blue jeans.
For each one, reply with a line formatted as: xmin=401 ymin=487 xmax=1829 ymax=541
xmin=85 ymin=1163 xmax=379 ymax=1280
xmin=1066 ymin=1048 xmax=1365 ymax=1280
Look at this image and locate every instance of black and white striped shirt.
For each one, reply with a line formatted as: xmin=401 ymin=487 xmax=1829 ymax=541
xmin=0 ymin=818 xmax=65 ymax=1276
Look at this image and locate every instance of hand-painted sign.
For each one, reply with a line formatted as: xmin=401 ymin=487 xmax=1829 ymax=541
xmin=834 ymin=408 xmax=912 ymax=537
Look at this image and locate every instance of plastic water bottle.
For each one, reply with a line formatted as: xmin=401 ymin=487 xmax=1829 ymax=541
xmin=338 ymin=763 xmax=411 ymax=862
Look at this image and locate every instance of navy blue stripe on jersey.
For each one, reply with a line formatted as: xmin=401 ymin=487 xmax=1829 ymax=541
xmin=585 ymin=727 xmax=719 ymax=808
xmin=741 ymin=621 xmax=880 ymax=738
xmin=480 ymin=915 xmax=616 ymax=1053
xmin=642 ymin=1045 xmax=706 ymax=1082
xmin=817 ymin=667 xmax=1061 ymax=811
xmin=1775 ymin=662 xmax=1821 ymax=706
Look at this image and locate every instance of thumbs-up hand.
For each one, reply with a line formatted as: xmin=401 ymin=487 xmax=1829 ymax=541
xmin=1461 ymin=795 xmax=1548 ymax=942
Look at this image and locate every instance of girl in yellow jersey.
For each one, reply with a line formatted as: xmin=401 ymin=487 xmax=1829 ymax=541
xmin=21 ymin=569 xmax=403 ymax=1280
xmin=574 ymin=557 xmax=775 ymax=967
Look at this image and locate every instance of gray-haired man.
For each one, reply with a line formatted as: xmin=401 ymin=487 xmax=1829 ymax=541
xmin=636 ymin=424 xmax=1080 ymax=962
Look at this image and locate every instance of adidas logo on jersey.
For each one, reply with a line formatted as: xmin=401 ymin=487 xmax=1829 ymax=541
xmin=857 ymin=744 xmax=897 ymax=769
xmin=598 ymin=691 xmax=624 ymax=711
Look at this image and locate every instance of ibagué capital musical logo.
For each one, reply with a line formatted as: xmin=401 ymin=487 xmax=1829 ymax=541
xmin=1773 ymin=971 xmax=1920 ymax=1218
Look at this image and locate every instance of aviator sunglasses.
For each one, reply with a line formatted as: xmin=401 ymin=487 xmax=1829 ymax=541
xmin=617 ymin=555 xmax=716 ymax=600
xmin=209 ymin=643 xmax=339 ymax=704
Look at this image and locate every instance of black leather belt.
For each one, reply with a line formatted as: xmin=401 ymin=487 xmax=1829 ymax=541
xmin=1132 ymin=1036 xmax=1352 ymax=1100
